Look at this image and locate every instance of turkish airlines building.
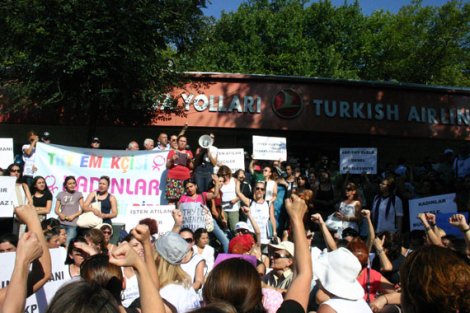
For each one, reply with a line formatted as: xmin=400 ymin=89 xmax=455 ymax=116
xmin=2 ymin=72 xmax=470 ymax=163
xmin=151 ymin=72 xmax=470 ymax=162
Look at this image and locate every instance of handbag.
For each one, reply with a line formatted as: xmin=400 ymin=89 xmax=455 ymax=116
xmin=77 ymin=192 xmax=103 ymax=228
xmin=201 ymin=203 xmax=214 ymax=232
xmin=325 ymin=212 xmax=343 ymax=232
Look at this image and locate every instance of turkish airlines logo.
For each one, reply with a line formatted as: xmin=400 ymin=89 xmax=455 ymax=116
xmin=272 ymin=89 xmax=303 ymax=119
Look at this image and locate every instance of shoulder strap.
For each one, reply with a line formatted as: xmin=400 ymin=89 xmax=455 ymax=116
xmin=365 ymin=267 xmax=371 ymax=304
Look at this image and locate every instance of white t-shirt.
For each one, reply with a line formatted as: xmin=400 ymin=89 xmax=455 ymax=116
xmin=220 ymin=177 xmax=239 ymax=212
xmin=323 ymin=297 xmax=372 ymax=313
xmin=22 ymin=144 xmax=36 ymax=176
xmin=248 ymin=200 xmax=271 ymax=244
xmin=122 ymin=273 xmax=139 ymax=308
xmin=265 ymin=180 xmax=276 ymax=202
xmin=193 ymin=245 xmax=215 ymax=273
xmin=373 ymin=196 xmax=403 ymax=233
xmin=181 ymin=252 xmax=206 ymax=284
xmin=160 ymin=284 xmax=200 ymax=313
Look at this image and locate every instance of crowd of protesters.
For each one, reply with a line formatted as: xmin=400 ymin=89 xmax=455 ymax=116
xmin=0 ymin=128 xmax=469 ymax=313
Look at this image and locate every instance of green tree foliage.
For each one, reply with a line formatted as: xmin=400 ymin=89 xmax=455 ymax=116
xmin=180 ymin=0 xmax=470 ymax=87
xmin=0 ymin=0 xmax=208 ymax=127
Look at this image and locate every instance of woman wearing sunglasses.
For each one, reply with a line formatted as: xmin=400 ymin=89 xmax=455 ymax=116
xmin=335 ymin=183 xmax=362 ymax=235
xmin=4 ymin=163 xmax=33 ymax=235
xmin=236 ymin=180 xmax=277 ymax=246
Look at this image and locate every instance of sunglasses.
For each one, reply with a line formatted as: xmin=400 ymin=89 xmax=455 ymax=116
xmin=170 ymin=138 xmax=177 ymax=142
xmin=183 ymin=238 xmax=194 ymax=243
xmin=255 ymin=187 xmax=265 ymax=191
xmin=236 ymin=229 xmax=250 ymax=235
xmin=271 ymin=252 xmax=290 ymax=259
xmin=102 ymin=231 xmax=112 ymax=235
xmin=10 ymin=169 xmax=20 ymax=173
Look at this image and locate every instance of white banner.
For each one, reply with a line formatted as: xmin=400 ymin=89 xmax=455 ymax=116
xmin=0 ymin=176 xmax=18 ymax=217
xmin=35 ymin=143 xmax=169 ymax=225
xmin=340 ymin=148 xmax=377 ymax=174
xmin=217 ymin=148 xmax=245 ymax=172
xmin=0 ymin=138 xmax=14 ymax=169
xmin=252 ymin=136 xmax=287 ymax=161
xmin=124 ymin=204 xmax=175 ymax=235
xmin=408 ymin=193 xmax=457 ymax=230
xmin=0 ymin=247 xmax=68 ymax=313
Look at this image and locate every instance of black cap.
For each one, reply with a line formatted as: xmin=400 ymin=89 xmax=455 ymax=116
xmin=91 ymin=137 xmax=100 ymax=143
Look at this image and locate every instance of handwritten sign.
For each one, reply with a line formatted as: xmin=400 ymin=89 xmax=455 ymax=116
xmin=124 ymin=204 xmax=175 ymax=235
xmin=0 ymin=138 xmax=14 ymax=169
xmin=217 ymin=148 xmax=245 ymax=172
xmin=0 ymin=176 xmax=18 ymax=217
xmin=340 ymin=148 xmax=377 ymax=174
xmin=252 ymin=136 xmax=286 ymax=161
xmin=408 ymin=193 xmax=457 ymax=230
xmin=0 ymin=247 xmax=68 ymax=313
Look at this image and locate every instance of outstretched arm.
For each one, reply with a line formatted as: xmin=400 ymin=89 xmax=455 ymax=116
xmin=449 ymin=213 xmax=470 ymax=249
xmin=110 ymin=242 xmax=165 ymax=313
xmin=283 ymin=195 xmax=312 ymax=311
xmin=361 ymin=209 xmax=375 ymax=252
xmin=132 ymin=225 xmax=159 ymax=289
xmin=311 ymin=213 xmax=337 ymax=251
xmin=15 ymin=205 xmax=52 ymax=293
xmin=418 ymin=213 xmax=443 ymax=246
xmin=1 ymin=232 xmax=43 ymax=313
xmin=235 ymin=180 xmax=250 ymax=206
xmin=373 ymin=236 xmax=392 ymax=272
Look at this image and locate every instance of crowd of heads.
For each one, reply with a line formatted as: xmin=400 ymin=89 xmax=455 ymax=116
xmin=1 ymin=131 xmax=470 ymax=313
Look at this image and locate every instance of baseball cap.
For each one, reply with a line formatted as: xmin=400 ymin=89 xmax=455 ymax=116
xmin=155 ymin=232 xmax=189 ymax=265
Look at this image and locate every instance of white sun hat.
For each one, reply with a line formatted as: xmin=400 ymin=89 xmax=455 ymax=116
xmin=314 ymin=247 xmax=364 ymax=300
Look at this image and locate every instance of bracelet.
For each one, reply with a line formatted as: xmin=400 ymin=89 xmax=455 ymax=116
xmin=425 ymin=226 xmax=431 ymax=232
xmin=376 ymin=249 xmax=384 ymax=254
xmin=462 ymin=227 xmax=470 ymax=233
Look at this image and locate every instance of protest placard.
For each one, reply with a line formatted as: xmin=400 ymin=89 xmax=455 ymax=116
xmin=35 ymin=143 xmax=169 ymax=225
xmin=408 ymin=193 xmax=457 ymax=230
xmin=217 ymin=148 xmax=245 ymax=172
xmin=0 ymin=247 xmax=68 ymax=313
xmin=0 ymin=138 xmax=14 ymax=169
xmin=124 ymin=204 xmax=175 ymax=235
xmin=436 ymin=212 xmax=469 ymax=239
xmin=340 ymin=148 xmax=377 ymax=174
xmin=0 ymin=176 xmax=18 ymax=218
xmin=252 ymin=136 xmax=286 ymax=161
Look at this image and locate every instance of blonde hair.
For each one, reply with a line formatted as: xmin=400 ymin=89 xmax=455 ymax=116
xmin=155 ymin=251 xmax=191 ymax=289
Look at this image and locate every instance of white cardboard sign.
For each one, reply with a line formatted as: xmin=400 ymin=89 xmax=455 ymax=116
xmin=0 ymin=138 xmax=14 ymax=169
xmin=217 ymin=148 xmax=245 ymax=172
xmin=0 ymin=176 xmax=19 ymax=217
xmin=124 ymin=204 xmax=175 ymax=235
xmin=340 ymin=148 xmax=377 ymax=174
xmin=252 ymin=136 xmax=287 ymax=161
xmin=0 ymin=247 xmax=69 ymax=313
